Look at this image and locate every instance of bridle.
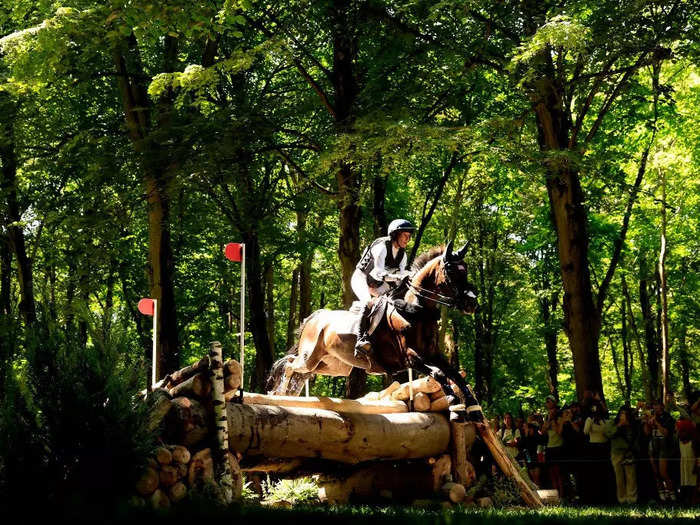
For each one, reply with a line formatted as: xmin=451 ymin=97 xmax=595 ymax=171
xmin=407 ymin=258 xmax=476 ymax=310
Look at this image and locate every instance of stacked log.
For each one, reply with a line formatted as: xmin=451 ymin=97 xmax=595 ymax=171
xmin=134 ymin=445 xmax=207 ymax=508
xmin=142 ymin=357 xmax=242 ymax=401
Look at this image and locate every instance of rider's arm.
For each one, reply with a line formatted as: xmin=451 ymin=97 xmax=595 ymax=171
xmin=368 ymin=243 xmax=389 ymax=282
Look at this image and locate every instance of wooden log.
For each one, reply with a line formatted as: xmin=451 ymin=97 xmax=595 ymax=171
xmin=169 ymin=445 xmax=191 ymax=464
xmin=150 ymin=488 xmax=171 ymax=509
xmin=227 ymin=403 xmax=450 ymax=463
xmin=188 ymin=448 xmax=215 ymax=486
xmin=135 ymin=467 xmax=159 ymax=496
xmin=429 ymin=390 xmax=446 ymax=401
xmin=378 ymin=381 xmax=400 ymax=399
xmin=441 ymin=482 xmax=466 ymax=503
xmin=168 ymin=482 xmax=187 ymax=503
xmin=391 ymin=377 xmax=441 ymax=401
xmin=241 ymin=392 xmax=408 ymax=414
xmin=223 ymin=359 xmax=242 ymax=392
xmin=163 ymin=396 xmax=210 ymax=447
xmin=168 ymin=357 xmax=210 ymax=387
xmin=209 ymin=341 xmax=236 ymax=502
xmin=477 ymin=423 xmax=543 ymax=508
xmin=146 ymin=388 xmax=173 ymax=431
xmin=159 ymin=465 xmax=178 ymax=487
xmin=359 ymin=391 xmax=380 ymax=401
xmin=175 ymin=461 xmax=188 ymax=479
xmin=168 ymin=372 xmax=211 ymax=399
xmin=240 ymin=458 xmax=304 ymax=474
xmin=413 ymin=392 xmax=431 ymax=412
xmin=430 ymin=396 xmax=450 ymax=412
xmin=155 ymin=447 xmax=172 ymax=465
xmin=316 ymin=454 xmax=452 ymax=504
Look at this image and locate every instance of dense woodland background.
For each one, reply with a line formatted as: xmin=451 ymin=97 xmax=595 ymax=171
xmin=0 ymin=0 xmax=698 ymax=447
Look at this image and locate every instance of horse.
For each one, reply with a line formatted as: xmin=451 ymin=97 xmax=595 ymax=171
xmin=265 ymin=241 xmax=484 ymax=420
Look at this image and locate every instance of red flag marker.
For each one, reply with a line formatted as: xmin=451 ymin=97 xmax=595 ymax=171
xmin=224 ymin=242 xmax=246 ymax=391
xmin=224 ymin=243 xmax=243 ymax=262
xmin=138 ymin=298 xmax=158 ymax=385
xmin=138 ymin=298 xmax=155 ymax=316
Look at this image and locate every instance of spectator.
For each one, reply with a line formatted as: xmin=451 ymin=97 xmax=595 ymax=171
xmin=645 ymin=399 xmax=677 ymax=502
xmin=560 ymin=405 xmax=584 ymax=502
xmin=519 ymin=422 xmax=545 ymax=487
xmin=583 ymin=400 xmax=612 ymax=504
xmin=498 ymin=412 xmax=521 ymax=460
xmin=677 ymin=419 xmax=698 ymax=505
xmin=542 ymin=397 xmax=565 ymax=499
xmin=605 ymin=406 xmax=639 ymax=504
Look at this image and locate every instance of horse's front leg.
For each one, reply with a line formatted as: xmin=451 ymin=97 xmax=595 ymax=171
xmin=407 ymin=351 xmax=483 ymax=422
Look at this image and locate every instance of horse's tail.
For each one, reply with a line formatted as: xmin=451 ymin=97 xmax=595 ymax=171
xmin=265 ymin=345 xmax=297 ymax=393
xmin=265 ymin=310 xmax=323 ymax=394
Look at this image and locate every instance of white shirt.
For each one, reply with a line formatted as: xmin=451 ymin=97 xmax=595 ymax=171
xmin=368 ymin=242 xmax=407 ymax=282
xmin=584 ymin=417 xmax=609 ymax=443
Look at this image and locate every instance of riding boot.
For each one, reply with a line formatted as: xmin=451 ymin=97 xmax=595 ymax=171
xmin=353 ymin=302 xmax=373 ymax=360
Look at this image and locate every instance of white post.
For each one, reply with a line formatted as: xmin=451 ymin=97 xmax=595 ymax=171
xmin=305 ymin=379 xmax=310 ymax=397
xmin=151 ymin=299 xmax=158 ymax=385
xmin=240 ymin=244 xmax=246 ymax=391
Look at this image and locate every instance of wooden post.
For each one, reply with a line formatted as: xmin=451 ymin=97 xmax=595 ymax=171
xmin=450 ymin=421 xmax=475 ymax=486
xmin=240 ymin=244 xmax=246 ymax=390
xmin=151 ymin=299 xmax=158 ymax=385
xmin=477 ymin=423 xmax=542 ymax=507
xmin=209 ymin=341 xmax=239 ymax=502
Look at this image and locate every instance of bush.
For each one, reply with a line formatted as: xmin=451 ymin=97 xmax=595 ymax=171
xmin=0 ymin=315 xmax=155 ymax=511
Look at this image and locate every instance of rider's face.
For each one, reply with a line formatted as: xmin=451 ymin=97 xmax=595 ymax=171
xmin=396 ymin=232 xmax=411 ymax=248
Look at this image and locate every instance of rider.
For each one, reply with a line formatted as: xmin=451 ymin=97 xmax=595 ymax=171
xmin=351 ymin=219 xmax=416 ymax=359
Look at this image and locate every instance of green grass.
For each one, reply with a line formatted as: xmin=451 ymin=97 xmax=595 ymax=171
xmin=89 ymin=501 xmax=699 ymax=525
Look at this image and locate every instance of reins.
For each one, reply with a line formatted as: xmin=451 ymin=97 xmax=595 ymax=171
xmin=407 ymin=260 xmax=461 ymax=309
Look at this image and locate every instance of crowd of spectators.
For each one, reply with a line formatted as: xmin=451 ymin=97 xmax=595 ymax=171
xmin=483 ymin=391 xmax=700 ymax=505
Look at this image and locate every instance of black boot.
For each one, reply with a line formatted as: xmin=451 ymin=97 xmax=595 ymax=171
xmin=353 ymin=302 xmax=373 ymax=360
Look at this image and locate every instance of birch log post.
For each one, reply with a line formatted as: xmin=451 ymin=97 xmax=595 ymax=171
xmin=209 ymin=341 xmax=239 ymax=502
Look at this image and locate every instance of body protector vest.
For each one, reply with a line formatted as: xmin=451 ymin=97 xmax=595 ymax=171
xmin=356 ymin=237 xmax=405 ymax=287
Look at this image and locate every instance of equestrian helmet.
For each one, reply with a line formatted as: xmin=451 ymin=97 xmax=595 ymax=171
xmin=388 ymin=219 xmax=416 ymax=239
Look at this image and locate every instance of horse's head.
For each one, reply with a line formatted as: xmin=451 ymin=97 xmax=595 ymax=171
xmin=409 ymin=242 xmax=478 ymax=314
xmin=439 ymin=241 xmax=478 ymax=314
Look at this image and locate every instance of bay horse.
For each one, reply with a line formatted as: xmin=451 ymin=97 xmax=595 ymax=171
xmin=266 ymin=241 xmax=484 ymax=420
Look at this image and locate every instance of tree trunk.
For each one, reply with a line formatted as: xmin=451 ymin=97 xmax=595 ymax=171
xmin=532 ymin=74 xmax=603 ymax=400
xmin=622 ymin=274 xmax=650 ymax=402
xmin=0 ymin=234 xmax=11 ymax=316
xmin=372 ymin=171 xmax=388 ymax=238
xmin=621 ymin=298 xmax=632 ymax=407
xmin=264 ymin=263 xmax=275 ymax=350
xmin=677 ymin=326 xmax=691 ymax=402
xmin=286 ymin=268 xmax=299 ymax=350
xmin=0 ymin=98 xmax=36 ymax=325
xmin=297 ymin=211 xmax=312 ymax=321
xmin=242 ymin=232 xmax=274 ymax=392
xmin=541 ymin=292 xmax=560 ymax=402
xmin=113 ymin=34 xmax=180 ymax=381
xmin=639 ymin=261 xmax=659 ymax=400
xmin=658 ymin=169 xmax=670 ymax=400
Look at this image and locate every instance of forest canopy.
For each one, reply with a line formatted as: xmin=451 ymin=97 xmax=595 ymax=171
xmin=0 ymin=0 xmax=698 ymax=416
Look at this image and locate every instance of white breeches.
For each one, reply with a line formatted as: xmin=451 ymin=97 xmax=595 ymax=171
xmin=352 ymin=269 xmax=390 ymax=302
xmin=351 ymin=269 xmax=372 ymax=302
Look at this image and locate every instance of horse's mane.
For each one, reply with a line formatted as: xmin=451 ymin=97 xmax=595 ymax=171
xmin=411 ymin=245 xmax=445 ymax=272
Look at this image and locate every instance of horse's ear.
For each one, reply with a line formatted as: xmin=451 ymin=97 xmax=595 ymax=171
xmin=443 ymin=240 xmax=454 ymax=260
xmin=456 ymin=242 xmax=469 ymax=260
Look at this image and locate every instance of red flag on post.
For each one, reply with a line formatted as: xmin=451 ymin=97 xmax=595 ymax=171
xmin=224 ymin=243 xmax=243 ymax=262
xmin=138 ymin=298 xmax=155 ymax=316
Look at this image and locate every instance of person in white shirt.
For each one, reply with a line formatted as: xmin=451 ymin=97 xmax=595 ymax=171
xmin=351 ymin=219 xmax=415 ymax=358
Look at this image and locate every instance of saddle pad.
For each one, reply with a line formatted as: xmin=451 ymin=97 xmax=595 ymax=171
xmin=332 ymin=308 xmax=363 ymax=336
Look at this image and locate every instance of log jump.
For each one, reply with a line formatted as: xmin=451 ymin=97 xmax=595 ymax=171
xmin=139 ymin=347 xmax=542 ymax=508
